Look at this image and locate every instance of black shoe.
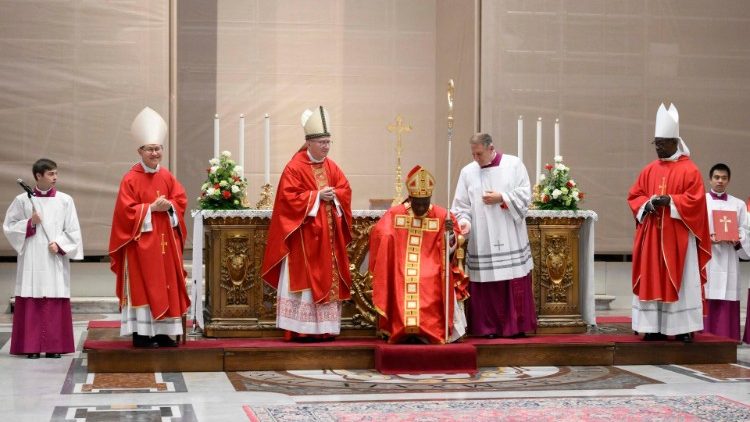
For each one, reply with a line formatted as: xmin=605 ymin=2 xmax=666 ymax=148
xmin=643 ymin=333 xmax=668 ymax=341
xmin=485 ymin=334 xmax=497 ymax=339
xmin=45 ymin=353 xmax=61 ymax=359
xmin=26 ymin=353 xmax=40 ymax=359
xmin=674 ymin=333 xmax=693 ymax=343
xmin=132 ymin=333 xmax=159 ymax=348
xmin=509 ymin=332 xmax=527 ymax=339
xmin=153 ymin=334 xmax=178 ymax=348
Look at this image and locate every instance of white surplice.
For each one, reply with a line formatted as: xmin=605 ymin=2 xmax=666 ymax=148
xmin=705 ymin=192 xmax=750 ymax=301
xmin=3 ymin=191 xmax=83 ymax=298
xmin=451 ymin=154 xmax=533 ymax=282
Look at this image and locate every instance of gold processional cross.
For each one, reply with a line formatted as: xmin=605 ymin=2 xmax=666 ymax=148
xmin=387 ymin=115 xmax=412 ymax=206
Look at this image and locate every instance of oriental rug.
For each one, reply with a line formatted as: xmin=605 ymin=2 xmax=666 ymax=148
xmin=228 ymin=366 xmax=657 ymax=395
xmin=244 ymin=395 xmax=750 ymax=422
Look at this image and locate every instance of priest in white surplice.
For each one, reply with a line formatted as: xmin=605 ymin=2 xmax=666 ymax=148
xmin=3 ymin=158 xmax=83 ymax=358
xmin=703 ymin=163 xmax=750 ymax=342
xmin=451 ymin=133 xmax=536 ymax=338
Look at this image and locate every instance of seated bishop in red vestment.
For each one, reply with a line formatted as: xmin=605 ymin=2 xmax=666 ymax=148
xmin=370 ymin=165 xmax=469 ymax=344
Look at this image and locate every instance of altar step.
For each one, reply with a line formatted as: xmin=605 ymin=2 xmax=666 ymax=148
xmin=83 ymin=324 xmax=737 ymax=373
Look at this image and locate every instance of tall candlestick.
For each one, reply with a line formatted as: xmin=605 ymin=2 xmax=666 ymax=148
xmin=263 ymin=114 xmax=270 ymax=184
xmin=554 ymin=118 xmax=560 ymax=158
xmin=517 ymin=115 xmax=523 ymax=163
xmin=536 ymin=117 xmax=542 ymax=185
xmin=239 ymin=114 xmax=245 ymax=170
xmin=213 ymin=114 xmax=219 ymax=158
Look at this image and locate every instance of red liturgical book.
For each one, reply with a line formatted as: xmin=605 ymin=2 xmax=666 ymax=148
xmin=713 ymin=210 xmax=739 ymax=242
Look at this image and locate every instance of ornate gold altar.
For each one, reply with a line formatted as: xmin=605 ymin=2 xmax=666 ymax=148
xmin=195 ymin=210 xmax=595 ymax=337
xmin=527 ymin=214 xmax=587 ymax=333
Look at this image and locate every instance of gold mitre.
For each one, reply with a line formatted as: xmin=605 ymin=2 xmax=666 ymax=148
xmin=406 ymin=165 xmax=435 ymax=198
xmin=301 ymin=105 xmax=331 ymax=140
xmin=131 ymin=106 xmax=167 ymax=146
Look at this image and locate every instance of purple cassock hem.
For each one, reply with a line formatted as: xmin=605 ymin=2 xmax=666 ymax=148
xmin=10 ymin=297 xmax=75 ymax=355
xmin=465 ymin=272 xmax=537 ymax=337
xmin=703 ymin=299 xmax=740 ymax=342
xmin=744 ymin=290 xmax=750 ymax=344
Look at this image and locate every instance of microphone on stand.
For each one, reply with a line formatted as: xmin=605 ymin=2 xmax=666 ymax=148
xmin=16 ymin=178 xmax=34 ymax=198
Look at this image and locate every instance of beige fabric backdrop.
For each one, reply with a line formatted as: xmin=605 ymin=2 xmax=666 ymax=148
xmin=0 ymin=0 xmax=169 ymax=255
xmin=481 ymin=0 xmax=750 ymax=253
xmin=2 ymin=0 xmax=748 ymax=255
xmin=214 ymin=0 xmax=439 ymax=211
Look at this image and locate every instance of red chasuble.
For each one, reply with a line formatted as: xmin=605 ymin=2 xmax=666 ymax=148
xmin=261 ymin=149 xmax=353 ymax=303
xmin=370 ymin=203 xmax=468 ymax=344
xmin=108 ymin=163 xmax=191 ymax=319
xmin=627 ymin=156 xmax=711 ymax=303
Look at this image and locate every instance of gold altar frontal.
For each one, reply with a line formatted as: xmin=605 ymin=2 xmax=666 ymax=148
xmin=199 ymin=210 xmax=590 ymax=337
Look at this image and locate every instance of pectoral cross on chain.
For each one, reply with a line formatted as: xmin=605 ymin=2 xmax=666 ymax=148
xmin=720 ymin=215 xmax=732 ymax=233
xmin=658 ymin=177 xmax=667 ymax=195
xmin=161 ymin=234 xmax=167 ymax=255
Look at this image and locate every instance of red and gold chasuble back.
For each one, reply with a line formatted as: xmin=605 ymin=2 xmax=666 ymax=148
xmin=371 ymin=204 xmax=461 ymax=344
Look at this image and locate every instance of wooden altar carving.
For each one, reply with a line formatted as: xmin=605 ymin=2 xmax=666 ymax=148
xmin=527 ymin=216 xmax=587 ymax=334
xmin=200 ymin=211 xmax=591 ymax=337
xmin=202 ymin=214 xmax=380 ymax=337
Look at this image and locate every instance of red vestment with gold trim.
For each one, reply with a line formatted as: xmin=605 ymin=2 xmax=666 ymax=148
xmin=370 ymin=203 xmax=468 ymax=344
xmin=627 ymin=156 xmax=711 ymax=303
xmin=109 ymin=163 xmax=190 ymax=319
xmin=261 ymin=149 xmax=352 ymax=303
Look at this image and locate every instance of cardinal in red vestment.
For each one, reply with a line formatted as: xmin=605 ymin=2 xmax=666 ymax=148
xmin=109 ymin=107 xmax=190 ymax=348
xmin=370 ymin=165 xmax=469 ymax=344
xmin=261 ymin=106 xmax=352 ymax=340
xmin=627 ymin=103 xmax=710 ymax=342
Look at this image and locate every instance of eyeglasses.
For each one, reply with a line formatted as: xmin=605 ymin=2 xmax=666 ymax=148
xmin=310 ymin=140 xmax=332 ymax=146
xmin=140 ymin=146 xmax=163 ymax=153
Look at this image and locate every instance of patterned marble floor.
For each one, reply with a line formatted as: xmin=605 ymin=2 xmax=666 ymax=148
xmin=1 ymin=314 xmax=749 ymax=421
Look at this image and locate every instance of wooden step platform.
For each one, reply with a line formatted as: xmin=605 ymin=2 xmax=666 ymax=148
xmin=83 ymin=322 xmax=738 ymax=373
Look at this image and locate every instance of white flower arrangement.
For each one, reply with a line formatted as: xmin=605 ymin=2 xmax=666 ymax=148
xmin=534 ymin=156 xmax=585 ymax=210
xmin=198 ymin=151 xmax=248 ymax=210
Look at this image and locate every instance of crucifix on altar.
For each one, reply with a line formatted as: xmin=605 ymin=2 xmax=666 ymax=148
xmin=387 ymin=114 xmax=412 ymax=206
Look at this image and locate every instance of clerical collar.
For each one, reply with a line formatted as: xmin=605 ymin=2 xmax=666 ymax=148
xmin=481 ymin=152 xmax=502 ymax=169
xmin=306 ymin=150 xmax=325 ymax=164
xmin=710 ymin=190 xmax=727 ymax=201
xmin=33 ymin=186 xmax=56 ymax=197
xmin=140 ymin=160 xmax=160 ymax=173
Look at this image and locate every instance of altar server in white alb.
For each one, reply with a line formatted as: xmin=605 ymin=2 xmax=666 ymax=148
xmin=703 ymin=163 xmax=750 ymax=342
xmin=3 ymin=158 xmax=83 ymax=359
xmin=451 ymin=133 xmax=536 ymax=338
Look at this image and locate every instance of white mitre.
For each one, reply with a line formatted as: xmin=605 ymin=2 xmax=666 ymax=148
xmin=131 ymin=106 xmax=167 ymax=146
xmin=301 ymin=106 xmax=331 ymax=140
xmin=654 ymin=102 xmax=689 ymax=156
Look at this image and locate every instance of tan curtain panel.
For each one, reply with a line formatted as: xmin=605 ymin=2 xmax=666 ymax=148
xmin=0 ymin=1 xmax=169 ymax=255
xmin=480 ymin=0 xmax=750 ymax=253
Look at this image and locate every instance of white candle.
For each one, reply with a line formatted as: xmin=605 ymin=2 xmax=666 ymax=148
xmin=264 ymin=114 xmax=271 ymax=185
xmin=517 ymin=115 xmax=523 ymax=163
xmin=554 ymin=118 xmax=560 ymax=158
xmin=536 ymin=117 xmax=542 ymax=185
xmin=213 ymin=114 xmax=219 ymax=158
xmin=239 ymin=114 xmax=245 ymax=170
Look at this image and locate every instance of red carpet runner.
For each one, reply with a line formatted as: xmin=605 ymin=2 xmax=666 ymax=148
xmin=374 ymin=343 xmax=477 ymax=375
